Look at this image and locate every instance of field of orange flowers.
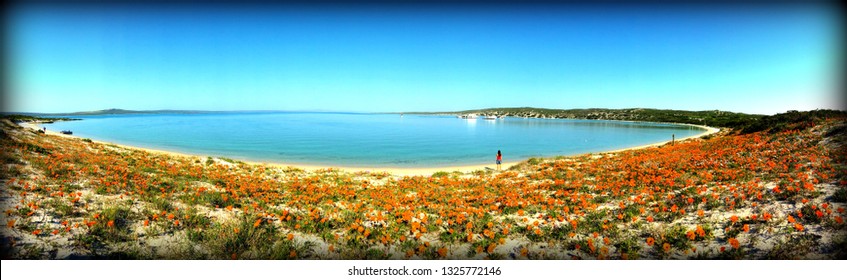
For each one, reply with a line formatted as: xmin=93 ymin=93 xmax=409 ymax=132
xmin=0 ymin=114 xmax=845 ymax=259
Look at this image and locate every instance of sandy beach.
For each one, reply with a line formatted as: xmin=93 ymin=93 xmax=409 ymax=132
xmin=20 ymin=121 xmax=719 ymax=176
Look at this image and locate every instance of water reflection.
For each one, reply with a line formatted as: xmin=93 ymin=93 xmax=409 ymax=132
xmin=499 ymin=118 xmax=701 ymax=131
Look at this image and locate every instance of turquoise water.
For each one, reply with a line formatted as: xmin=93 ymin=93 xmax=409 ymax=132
xmin=42 ymin=112 xmax=705 ymax=167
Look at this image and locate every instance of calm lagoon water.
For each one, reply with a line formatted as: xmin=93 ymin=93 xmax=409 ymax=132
xmin=43 ymin=112 xmax=705 ymax=167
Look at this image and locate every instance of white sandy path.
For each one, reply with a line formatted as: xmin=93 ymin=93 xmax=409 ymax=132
xmin=20 ymin=121 xmax=719 ymax=176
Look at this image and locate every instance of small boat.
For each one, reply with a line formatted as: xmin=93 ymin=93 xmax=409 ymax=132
xmin=60 ymin=130 xmax=73 ymax=135
xmin=483 ymin=115 xmax=497 ymax=120
xmin=458 ymin=114 xmax=478 ymax=119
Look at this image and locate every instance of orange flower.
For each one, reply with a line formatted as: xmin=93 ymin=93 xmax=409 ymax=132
xmin=107 ymin=220 xmax=115 ymax=227
xmin=429 ymin=247 xmax=444 ymax=257
xmin=6 ymin=220 xmax=14 ymax=228
xmin=742 ymin=224 xmax=749 ymax=233
xmin=287 ymin=233 xmax=294 ymax=240
xmin=730 ymin=215 xmax=738 ymax=223
xmin=173 ymin=220 xmax=179 ymax=226
xmin=793 ymin=223 xmax=804 ymax=231
xmin=646 ymin=237 xmax=655 ymax=246
xmin=143 ymin=220 xmax=149 ymax=227
xmin=32 ymin=229 xmax=41 ymax=235
xmin=662 ymin=243 xmax=671 ymax=253
xmin=253 ymin=219 xmax=262 ymax=228
xmin=728 ymin=238 xmax=740 ymax=249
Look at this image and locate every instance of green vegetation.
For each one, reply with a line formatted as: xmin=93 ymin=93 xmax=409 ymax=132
xmin=739 ymin=109 xmax=847 ymax=134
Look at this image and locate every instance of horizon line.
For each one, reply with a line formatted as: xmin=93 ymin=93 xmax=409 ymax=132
xmin=1 ymin=106 xmax=797 ymax=116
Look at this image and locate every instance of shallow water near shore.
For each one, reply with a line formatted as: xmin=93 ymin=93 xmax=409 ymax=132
xmin=42 ymin=112 xmax=705 ymax=167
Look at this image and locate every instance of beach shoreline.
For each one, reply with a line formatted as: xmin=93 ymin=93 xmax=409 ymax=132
xmin=19 ymin=121 xmax=719 ymax=176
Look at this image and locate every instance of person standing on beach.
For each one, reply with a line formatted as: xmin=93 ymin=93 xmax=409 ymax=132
xmin=496 ymin=150 xmax=502 ymax=171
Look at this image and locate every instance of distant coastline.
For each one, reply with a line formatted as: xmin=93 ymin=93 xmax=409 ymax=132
xmin=6 ymin=107 xmax=762 ymax=127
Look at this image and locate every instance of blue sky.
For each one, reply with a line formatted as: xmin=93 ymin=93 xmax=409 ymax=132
xmin=6 ymin=3 xmax=842 ymax=114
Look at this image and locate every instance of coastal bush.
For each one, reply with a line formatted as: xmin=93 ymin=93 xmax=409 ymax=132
xmin=833 ymin=188 xmax=847 ymax=203
xmin=432 ymin=171 xmax=450 ymax=177
xmin=22 ymin=142 xmax=50 ymax=155
xmin=200 ymin=216 xmax=292 ymax=259
xmin=741 ymin=109 xmax=847 ymax=134
xmin=765 ymin=233 xmax=819 ymax=259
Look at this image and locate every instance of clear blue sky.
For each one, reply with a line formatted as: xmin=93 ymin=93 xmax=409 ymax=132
xmin=6 ymin=3 xmax=843 ymax=115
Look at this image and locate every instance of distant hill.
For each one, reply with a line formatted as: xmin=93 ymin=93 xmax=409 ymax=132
xmin=0 ymin=114 xmax=80 ymax=123
xmin=51 ymin=108 xmax=218 ymax=116
xmin=408 ymin=107 xmax=765 ymax=128
xmin=31 ymin=109 xmax=338 ymax=116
